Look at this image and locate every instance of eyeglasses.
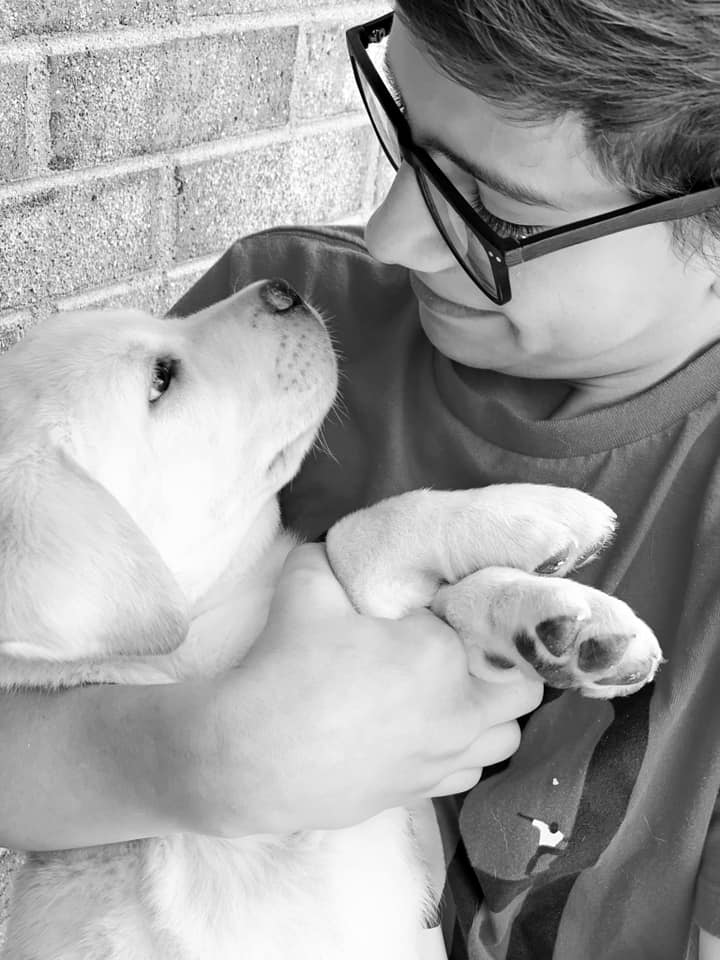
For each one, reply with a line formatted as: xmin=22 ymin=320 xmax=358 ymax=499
xmin=346 ymin=11 xmax=720 ymax=305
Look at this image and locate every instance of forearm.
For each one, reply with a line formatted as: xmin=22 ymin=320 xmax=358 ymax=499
xmin=700 ymin=928 xmax=720 ymax=960
xmin=0 ymin=679 xmax=247 ymax=851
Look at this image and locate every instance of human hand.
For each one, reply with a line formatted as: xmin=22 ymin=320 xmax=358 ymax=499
xmin=215 ymin=543 xmax=542 ymax=834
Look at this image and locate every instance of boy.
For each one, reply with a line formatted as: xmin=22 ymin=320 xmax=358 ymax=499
xmin=175 ymin=2 xmax=720 ymax=957
xmin=2 ymin=1 xmax=719 ymax=957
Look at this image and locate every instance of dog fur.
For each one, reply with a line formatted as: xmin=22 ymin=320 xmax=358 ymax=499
xmin=0 ymin=282 xmax=662 ymax=959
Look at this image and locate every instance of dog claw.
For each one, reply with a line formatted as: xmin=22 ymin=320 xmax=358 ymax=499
xmin=593 ymin=658 xmax=658 ymax=686
xmin=534 ymin=548 xmax=572 ymax=576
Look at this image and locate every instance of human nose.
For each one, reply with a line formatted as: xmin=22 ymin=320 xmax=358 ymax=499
xmin=364 ymin=161 xmax=457 ymax=274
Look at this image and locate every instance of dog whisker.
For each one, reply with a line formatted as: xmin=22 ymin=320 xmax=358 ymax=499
xmin=329 ymin=391 xmax=350 ymax=427
xmin=313 ymin=424 xmax=340 ymax=466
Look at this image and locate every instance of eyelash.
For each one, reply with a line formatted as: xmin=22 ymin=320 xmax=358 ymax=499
xmin=466 ymin=192 xmax=546 ymax=241
xmin=382 ymin=70 xmax=546 ymax=241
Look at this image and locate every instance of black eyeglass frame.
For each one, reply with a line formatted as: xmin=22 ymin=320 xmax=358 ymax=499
xmin=347 ymin=11 xmax=720 ymax=305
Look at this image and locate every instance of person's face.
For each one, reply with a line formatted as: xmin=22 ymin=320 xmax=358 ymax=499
xmin=365 ymin=18 xmax=720 ymax=388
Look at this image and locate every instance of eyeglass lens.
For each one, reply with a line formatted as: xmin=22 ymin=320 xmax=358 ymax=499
xmin=353 ymin=42 xmax=403 ymax=168
xmin=354 ymin=40 xmax=499 ymax=299
xmin=417 ymin=175 xmax=498 ymax=296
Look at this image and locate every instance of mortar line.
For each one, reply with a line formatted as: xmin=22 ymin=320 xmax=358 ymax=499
xmin=0 ymin=112 xmax=371 ymax=201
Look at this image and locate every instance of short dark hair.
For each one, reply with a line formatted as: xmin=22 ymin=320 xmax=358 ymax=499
xmin=396 ymin=0 xmax=720 ymax=259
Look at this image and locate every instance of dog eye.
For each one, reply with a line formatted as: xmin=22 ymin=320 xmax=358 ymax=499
xmin=149 ymin=358 xmax=176 ymax=403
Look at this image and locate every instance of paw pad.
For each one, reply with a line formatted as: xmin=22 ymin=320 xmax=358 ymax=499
xmin=514 ymin=615 xmax=661 ymax=697
xmin=577 ymin=634 xmax=629 ymax=672
xmin=535 ymin=616 xmax=586 ymax=657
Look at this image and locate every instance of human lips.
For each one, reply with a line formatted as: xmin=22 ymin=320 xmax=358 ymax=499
xmin=410 ymin=273 xmax=495 ymax=320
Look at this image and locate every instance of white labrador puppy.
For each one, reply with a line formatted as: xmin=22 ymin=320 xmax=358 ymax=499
xmin=0 ymin=280 xmax=662 ymax=960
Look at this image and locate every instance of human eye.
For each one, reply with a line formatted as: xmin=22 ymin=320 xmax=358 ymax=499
xmin=467 ymin=188 xmax=546 ymax=241
xmin=380 ymin=59 xmax=546 ymax=241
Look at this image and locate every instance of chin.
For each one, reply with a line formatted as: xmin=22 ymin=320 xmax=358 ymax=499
xmin=419 ymin=312 xmax=510 ymax=369
xmin=418 ymin=306 xmax=578 ymax=378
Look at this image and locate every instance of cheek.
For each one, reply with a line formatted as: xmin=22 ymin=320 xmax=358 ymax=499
xmin=507 ymin=224 xmax=681 ymax=343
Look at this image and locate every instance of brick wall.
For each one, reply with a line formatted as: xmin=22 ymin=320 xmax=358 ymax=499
xmin=0 ymin=0 xmax=392 ymax=351
xmin=0 ymin=0 xmax=393 ymax=940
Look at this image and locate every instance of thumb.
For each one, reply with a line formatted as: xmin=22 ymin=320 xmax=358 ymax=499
xmin=273 ymin=542 xmax=358 ymax=614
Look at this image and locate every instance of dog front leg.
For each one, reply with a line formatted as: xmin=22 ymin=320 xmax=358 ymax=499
xmin=0 ymin=652 xmax=178 ymax=693
xmin=325 ymin=484 xmax=616 ymax=620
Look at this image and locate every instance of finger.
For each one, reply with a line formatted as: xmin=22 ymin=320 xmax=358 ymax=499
xmin=470 ymin=676 xmax=544 ymax=725
xmin=421 ymin=719 xmax=523 ymax=800
xmin=280 ymin=541 xmax=332 ymax=574
xmin=274 ymin=543 xmax=358 ymax=613
xmin=463 ymin=719 xmax=522 ymax=767
xmin=401 ymin=606 xmax=465 ymax=634
xmin=427 ymin=769 xmax=484 ymax=797
xmin=426 ymin=719 xmax=525 ymax=798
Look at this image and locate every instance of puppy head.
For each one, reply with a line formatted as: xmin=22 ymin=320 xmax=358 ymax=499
xmin=0 ymin=280 xmax=338 ymax=661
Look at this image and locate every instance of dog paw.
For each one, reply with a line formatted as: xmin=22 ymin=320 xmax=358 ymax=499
xmin=432 ymin=567 xmax=663 ymax=698
xmin=454 ymin=484 xmax=618 ymax=577
xmin=327 ymin=485 xmax=617 ymax=619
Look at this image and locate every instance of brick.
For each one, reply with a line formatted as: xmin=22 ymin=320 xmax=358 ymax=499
xmin=0 ymin=310 xmax=32 ymax=351
xmin=0 ymin=848 xmax=23 ymax=948
xmin=0 ymin=0 xmax=178 ymax=37
xmin=287 ymin=126 xmax=372 ymax=221
xmin=176 ymin=141 xmax=288 ymax=258
xmin=176 ymin=0 xmax=386 ymax=16
xmin=0 ymin=170 xmax=167 ymax=311
xmin=177 ymin=0 xmax=324 ymax=15
xmin=57 ymin=262 xmax=211 ymax=318
xmin=292 ymin=25 xmax=364 ymax=121
xmin=0 ymin=61 xmax=28 ymax=182
xmin=48 ymin=28 xmax=297 ymax=169
xmin=57 ymin=274 xmax=169 ymax=315
xmin=175 ymin=126 xmax=372 ymax=259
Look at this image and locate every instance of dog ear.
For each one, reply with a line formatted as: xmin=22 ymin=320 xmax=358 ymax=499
xmin=0 ymin=446 xmax=188 ymax=662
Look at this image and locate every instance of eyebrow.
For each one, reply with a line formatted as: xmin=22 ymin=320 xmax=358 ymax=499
xmin=382 ymin=53 xmax=566 ymax=210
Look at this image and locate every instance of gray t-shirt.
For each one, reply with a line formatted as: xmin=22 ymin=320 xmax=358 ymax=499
xmin=174 ymin=223 xmax=720 ymax=960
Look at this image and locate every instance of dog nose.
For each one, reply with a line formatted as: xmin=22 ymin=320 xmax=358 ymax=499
xmin=259 ymin=279 xmax=303 ymax=313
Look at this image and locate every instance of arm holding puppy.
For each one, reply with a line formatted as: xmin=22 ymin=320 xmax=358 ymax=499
xmin=701 ymin=931 xmax=720 ymax=960
xmin=0 ymin=543 xmax=541 ymax=850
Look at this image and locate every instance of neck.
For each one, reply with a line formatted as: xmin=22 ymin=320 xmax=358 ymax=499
xmin=556 ymin=370 xmax=664 ymax=418
xmin=182 ymin=499 xmax=282 ymax=612
xmin=167 ymin=500 xmax=292 ymax=680
xmin=558 ymin=335 xmax=720 ymax=419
